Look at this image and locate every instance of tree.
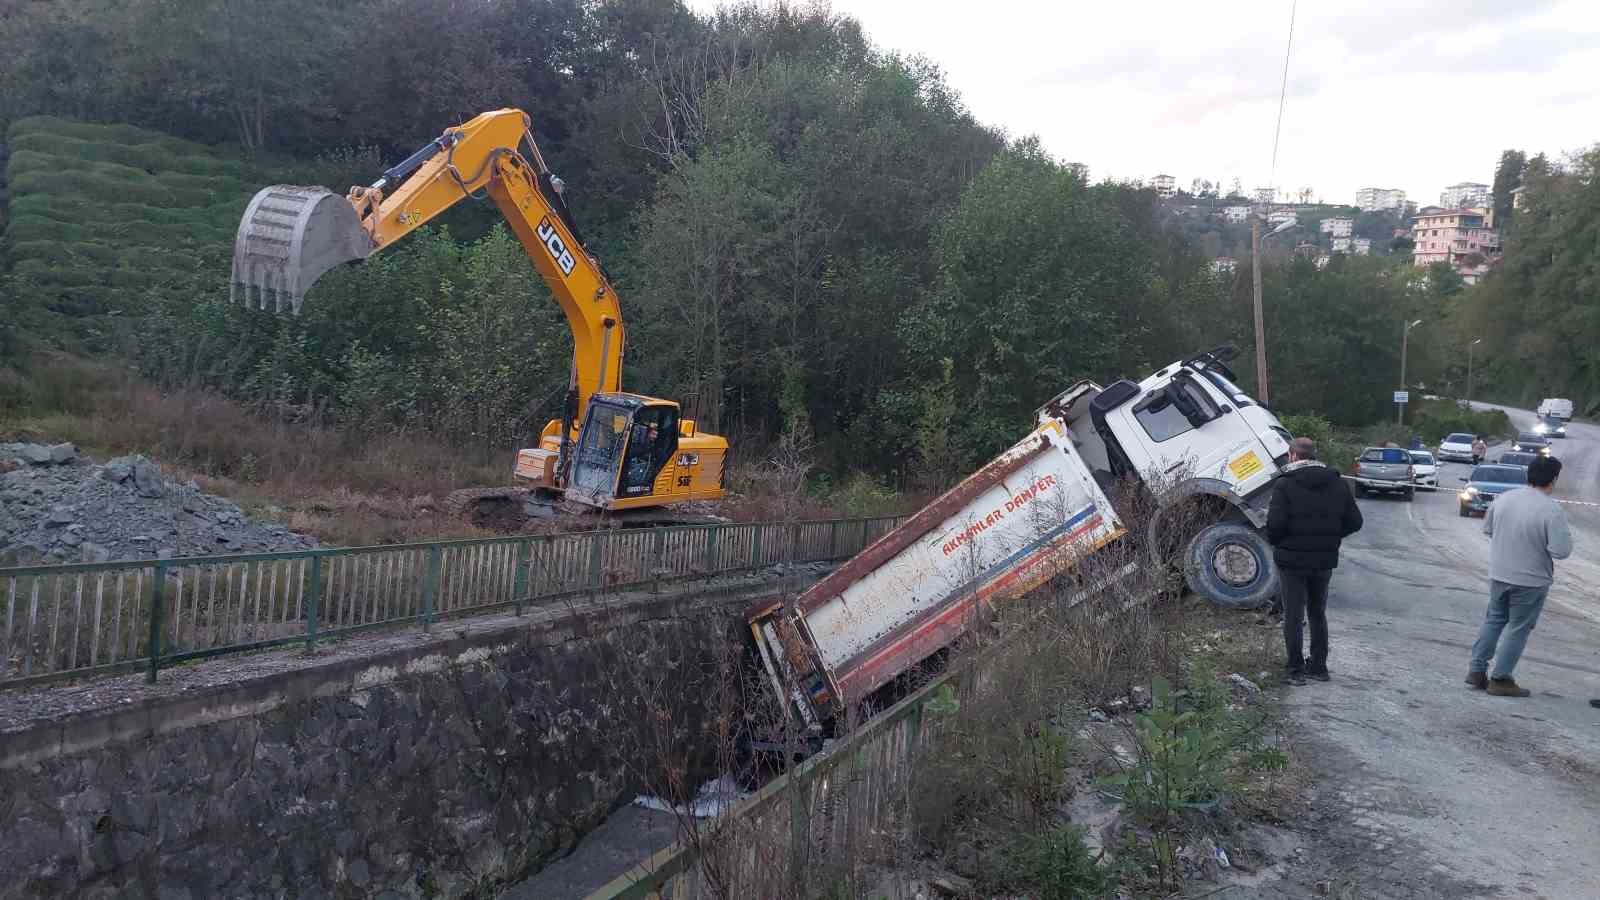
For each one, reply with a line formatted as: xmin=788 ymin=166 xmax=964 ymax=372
xmin=1491 ymin=149 xmax=1527 ymax=226
xmin=895 ymin=140 xmax=1162 ymax=467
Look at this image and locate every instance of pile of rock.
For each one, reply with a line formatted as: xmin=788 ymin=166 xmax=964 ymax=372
xmin=1 ymin=442 xmax=318 ymax=565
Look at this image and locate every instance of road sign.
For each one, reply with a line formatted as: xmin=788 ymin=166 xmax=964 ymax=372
xmin=1393 ymin=390 xmax=1409 ymax=404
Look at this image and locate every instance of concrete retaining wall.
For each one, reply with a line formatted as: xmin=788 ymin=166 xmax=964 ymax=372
xmin=0 ymin=594 xmax=751 ymax=899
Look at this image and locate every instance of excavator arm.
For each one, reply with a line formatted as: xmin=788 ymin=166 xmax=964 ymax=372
xmin=230 ymin=109 xmax=625 ymax=421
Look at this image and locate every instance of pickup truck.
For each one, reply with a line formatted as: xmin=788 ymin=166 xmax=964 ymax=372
xmin=1351 ymin=447 xmax=1415 ymax=500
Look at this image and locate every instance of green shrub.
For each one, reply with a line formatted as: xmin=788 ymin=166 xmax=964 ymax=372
xmin=1002 ymin=825 xmax=1108 ymax=900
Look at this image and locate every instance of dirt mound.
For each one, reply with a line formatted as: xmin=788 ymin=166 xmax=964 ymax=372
xmin=0 ymin=442 xmax=317 ymax=565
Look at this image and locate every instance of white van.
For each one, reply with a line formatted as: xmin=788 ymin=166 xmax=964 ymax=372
xmin=1538 ymin=398 xmax=1574 ymax=421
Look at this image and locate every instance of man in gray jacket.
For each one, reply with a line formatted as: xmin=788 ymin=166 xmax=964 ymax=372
xmin=1467 ymin=455 xmax=1572 ymax=697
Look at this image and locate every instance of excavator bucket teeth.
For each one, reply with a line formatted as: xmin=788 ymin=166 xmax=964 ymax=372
xmin=230 ymin=186 xmax=377 ymax=314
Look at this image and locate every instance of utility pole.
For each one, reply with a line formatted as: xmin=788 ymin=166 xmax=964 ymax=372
xmin=1467 ymin=338 xmax=1481 ymax=402
xmin=1252 ymin=216 xmax=1269 ymax=404
xmin=1399 ymin=318 xmax=1423 ymax=425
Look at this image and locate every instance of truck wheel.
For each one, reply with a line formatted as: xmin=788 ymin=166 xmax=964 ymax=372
xmin=1184 ymin=523 xmax=1281 ymax=608
xmin=1403 ymin=487 xmax=1415 ymax=502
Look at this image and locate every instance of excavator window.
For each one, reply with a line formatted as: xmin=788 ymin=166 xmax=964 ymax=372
xmin=570 ymin=401 xmax=633 ymax=496
xmin=618 ymin=406 xmax=679 ymax=497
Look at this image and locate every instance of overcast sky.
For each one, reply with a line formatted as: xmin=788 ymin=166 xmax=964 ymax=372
xmin=689 ymin=0 xmax=1600 ymax=205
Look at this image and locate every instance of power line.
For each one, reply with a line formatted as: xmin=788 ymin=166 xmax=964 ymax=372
xmin=1267 ymin=0 xmax=1298 ymax=199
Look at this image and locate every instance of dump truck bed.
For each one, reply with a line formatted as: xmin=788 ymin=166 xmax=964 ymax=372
xmin=748 ymin=417 xmax=1125 ymax=728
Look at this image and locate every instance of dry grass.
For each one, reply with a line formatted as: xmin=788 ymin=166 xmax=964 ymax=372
xmin=3 ymin=353 xmax=506 ymax=546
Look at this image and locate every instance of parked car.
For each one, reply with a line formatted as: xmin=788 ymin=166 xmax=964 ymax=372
xmin=1408 ymin=450 xmax=1438 ymax=489
xmin=1437 ymin=432 xmax=1478 ymax=463
xmin=1534 ymin=415 xmax=1568 ymax=438
xmin=1458 ymin=464 xmax=1528 ymax=517
xmin=1510 ymin=431 xmax=1552 ymax=456
xmin=1496 ymin=450 xmax=1541 ymax=469
xmin=1352 ymin=446 xmax=1415 ymax=500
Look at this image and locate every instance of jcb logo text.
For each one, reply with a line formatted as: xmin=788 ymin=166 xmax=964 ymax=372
xmin=537 ymin=217 xmax=576 ymax=277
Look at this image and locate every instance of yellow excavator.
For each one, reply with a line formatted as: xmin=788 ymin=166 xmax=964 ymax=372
xmin=230 ymin=108 xmax=728 ymax=526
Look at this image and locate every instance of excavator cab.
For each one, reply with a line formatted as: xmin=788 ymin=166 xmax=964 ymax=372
xmin=565 ymin=395 xmax=681 ymax=508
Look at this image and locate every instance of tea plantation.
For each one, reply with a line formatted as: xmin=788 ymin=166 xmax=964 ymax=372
xmin=3 ymin=116 xmax=293 ymax=319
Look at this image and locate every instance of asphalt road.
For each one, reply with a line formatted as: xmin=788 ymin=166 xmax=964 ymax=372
xmin=1251 ymin=404 xmax=1600 ymax=898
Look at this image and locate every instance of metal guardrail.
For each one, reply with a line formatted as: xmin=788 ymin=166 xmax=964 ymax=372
xmin=0 ymin=515 xmax=904 ymax=689
xmin=584 ymin=561 xmax=1145 ymax=900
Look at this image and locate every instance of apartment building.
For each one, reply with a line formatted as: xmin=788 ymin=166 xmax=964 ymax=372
xmin=1223 ymin=205 xmax=1250 ymax=223
xmin=1412 ymin=208 xmax=1501 ymax=282
xmin=1212 ymin=257 xmax=1236 ymax=274
xmin=1266 ymin=209 xmax=1297 ymax=227
xmin=1355 ymin=187 xmax=1406 ymax=211
xmin=1439 ymin=182 xmax=1490 ymax=209
xmin=1320 ymin=217 xmax=1354 ymax=237
xmin=1351 ymin=237 xmax=1372 ymax=255
xmin=1151 ymin=174 xmax=1176 ymax=197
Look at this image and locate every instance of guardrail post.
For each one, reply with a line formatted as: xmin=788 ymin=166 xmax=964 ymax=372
xmin=305 ymin=555 xmax=322 ymax=654
xmin=145 ymin=560 xmax=167 ymax=684
xmin=703 ymin=524 xmax=719 ymax=582
xmin=422 ymin=546 xmax=441 ymax=632
xmin=513 ymin=539 xmax=530 ymax=616
xmin=588 ymin=532 xmax=605 ymax=597
xmin=651 ymin=527 xmax=666 ymax=594
xmin=789 ymin=769 xmax=814 ymax=880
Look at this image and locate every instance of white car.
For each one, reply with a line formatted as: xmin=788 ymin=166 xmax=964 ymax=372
xmin=1437 ymin=432 xmax=1477 ymax=463
xmin=1409 ymin=450 xmax=1438 ymax=489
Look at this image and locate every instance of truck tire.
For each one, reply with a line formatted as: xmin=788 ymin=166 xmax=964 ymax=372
xmin=1184 ymin=523 xmax=1281 ymax=608
xmin=1403 ymin=487 xmax=1415 ymax=502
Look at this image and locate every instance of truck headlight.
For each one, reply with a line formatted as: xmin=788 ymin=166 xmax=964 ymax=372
xmin=1460 ymin=487 xmax=1478 ymax=500
xmin=1535 ymin=423 xmax=1548 ymax=433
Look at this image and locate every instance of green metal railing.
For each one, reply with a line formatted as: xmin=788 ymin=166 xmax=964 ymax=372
xmin=0 ymin=515 xmax=903 ymax=690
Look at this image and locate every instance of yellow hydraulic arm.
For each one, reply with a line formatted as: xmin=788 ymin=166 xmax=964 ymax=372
xmin=231 ymin=109 xmax=624 ymax=425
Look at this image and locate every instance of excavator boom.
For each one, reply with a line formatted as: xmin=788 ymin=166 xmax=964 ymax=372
xmin=230 ymin=109 xmax=625 ymax=413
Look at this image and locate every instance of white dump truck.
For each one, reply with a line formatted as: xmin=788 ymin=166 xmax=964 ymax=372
xmin=748 ymin=346 xmax=1292 ymax=728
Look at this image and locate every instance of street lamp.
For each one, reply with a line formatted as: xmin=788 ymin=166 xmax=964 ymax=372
xmin=1399 ymin=318 xmax=1423 ymax=425
xmin=1467 ymin=338 xmax=1482 ymax=402
xmin=1250 ymin=215 xmax=1297 ymax=405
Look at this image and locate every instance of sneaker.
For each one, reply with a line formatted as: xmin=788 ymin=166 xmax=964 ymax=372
xmin=1465 ymin=672 xmax=1488 ymax=691
xmin=1306 ymin=669 xmax=1330 ymax=682
xmin=1286 ymin=671 xmax=1307 ymax=686
xmin=1486 ymin=677 xmax=1531 ymax=697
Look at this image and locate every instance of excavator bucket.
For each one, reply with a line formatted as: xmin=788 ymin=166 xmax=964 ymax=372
xmin=230 ymin=186 xmax=377 ymax=314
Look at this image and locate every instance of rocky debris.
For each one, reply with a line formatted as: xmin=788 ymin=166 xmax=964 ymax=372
xmin=0 ymin=445 xmax=317 ymax=565
xmin=1230 ymin=672 xmax=1263 ymax=695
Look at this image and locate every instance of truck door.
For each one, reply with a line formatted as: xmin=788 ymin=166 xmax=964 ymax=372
xmin=1113 ymin=372 xmax=1275 ymax=496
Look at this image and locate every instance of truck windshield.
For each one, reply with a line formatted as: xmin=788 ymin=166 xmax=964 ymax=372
xmin=1196 ymin=368 xmax=1253 ymax=406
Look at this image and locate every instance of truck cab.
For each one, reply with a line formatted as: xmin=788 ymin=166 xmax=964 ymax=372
xmin=1037 ymin=346 xmax=1292 ymax=606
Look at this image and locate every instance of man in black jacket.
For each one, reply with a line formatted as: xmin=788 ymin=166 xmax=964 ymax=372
xmin=1265 ymin=437 xmax=1364 ymax=684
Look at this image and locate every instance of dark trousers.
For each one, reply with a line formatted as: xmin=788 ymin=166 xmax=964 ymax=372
xmin=1281 ymin=569 xmax=1332 ymax=674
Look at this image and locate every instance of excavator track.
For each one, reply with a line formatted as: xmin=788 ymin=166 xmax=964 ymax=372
xmin=443 ymin=486 xmax=724 ymax=533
